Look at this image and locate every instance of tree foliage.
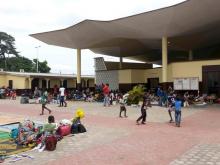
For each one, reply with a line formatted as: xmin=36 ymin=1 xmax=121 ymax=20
xmin=0 ymin=32 xmax=51 ymax=73
xmin=0 ymin=32 xmax=19 ymax=59
xmin=0 ymin=57 xmax=51 ymax=73
xmin=127 ymin=85 xmax=146 ymax=105
xmin=33 ymin=59 xmax=51 ymax=73
xmin=0 ymin=56 xmax=33 ymax=72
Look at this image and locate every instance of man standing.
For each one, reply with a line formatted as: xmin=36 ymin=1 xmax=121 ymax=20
xmin=103 ymin=83 xmax=110 ymax=106
xmin=59 ymin=85 xmax=67 ymax=107
xmin=157 ymin=87 xmax=163 ymax=106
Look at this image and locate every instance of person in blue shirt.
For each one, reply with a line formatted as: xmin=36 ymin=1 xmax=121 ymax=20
xmin=175 ymin=97 xmax=182 ymax=127
xmin=157 ymin=87 xmax=163 ymax=106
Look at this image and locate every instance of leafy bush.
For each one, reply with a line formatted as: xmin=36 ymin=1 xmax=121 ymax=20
xmin=127 ymin=85 xmax=146 ymax=105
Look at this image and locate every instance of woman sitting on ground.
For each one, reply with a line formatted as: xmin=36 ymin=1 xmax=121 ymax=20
xmin=37 ymin=115 xmax=58 ymax=151
xmin=194 ymin=91 xmax=205 ymax=104
xmin=44 ymin=115 xmax=58 ymax=134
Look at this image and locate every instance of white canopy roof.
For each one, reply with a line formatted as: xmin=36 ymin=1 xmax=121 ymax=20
xmin=30 ymin=0 xmax=220 ymax=63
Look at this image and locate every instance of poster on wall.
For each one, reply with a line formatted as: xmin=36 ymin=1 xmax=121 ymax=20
xmin=190 ymin=77 xmax=199 ymax=90
xmin=174 ymin=78 xmax=183 ymax=90
xmin=174 ymin=77 xmax=199 ymax=90
xmin=182 ymin=78 xmax=190 ymax=90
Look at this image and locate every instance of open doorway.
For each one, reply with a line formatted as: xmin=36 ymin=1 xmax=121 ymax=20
xmin=31 ymin=78 xmax=39 ymax=90
xmin=203 ymin=65 xmax=220 ymax=97
xmin=147 ymin=78 xmax=159 ymax=91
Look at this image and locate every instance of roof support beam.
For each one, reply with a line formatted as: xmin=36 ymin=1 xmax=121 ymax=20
xmin=189 ymin=50 xmax=193 ymax=61
xmin=162 ymin=37 xmax=168 ymax=83
xmin=28 ymin=78 xmax=33 ymax=89
xmin=77 ymin=49 xmax=82 ymax=89
xmin=119 ymin=57 xmax=123 ymax=69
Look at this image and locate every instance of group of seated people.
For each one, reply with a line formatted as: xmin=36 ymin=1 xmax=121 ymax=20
xmin=0 ymin=86 xmax=7 ymax=99
xmin=155 ymin=85 xmax=220 ymax=107
xmin=183 ymin=91 xmax=219 ymax=105
xmin=0 ymin=86 xmax=16 ymax=99
xmin=12 ymin=109 xmax=86 ymax=152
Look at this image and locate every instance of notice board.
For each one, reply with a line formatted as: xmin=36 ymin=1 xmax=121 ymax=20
xmin=174 ymin=78 xmax=183 ymax=90
xmin=174 ymin=77 xmax=199 ymax=90
xmin=190 ymin=77 xmax=199 ymax=90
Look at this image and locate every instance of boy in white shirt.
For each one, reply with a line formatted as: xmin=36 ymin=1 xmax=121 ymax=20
xmin=59 ymin=86 xmax=67 ymax=107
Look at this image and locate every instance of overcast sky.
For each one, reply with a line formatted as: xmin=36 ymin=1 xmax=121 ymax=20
xmin=0 ymin=0 xmax=185 ymax=75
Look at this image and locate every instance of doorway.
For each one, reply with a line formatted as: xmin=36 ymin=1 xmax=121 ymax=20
xmin=202 ymin=65 xmax=220 ymax=97
xmin=63 ymin=80 xmax=67 ymax=88
xmin=147 ymin=78 xmax=159 ymax=91
xmin=42 ymin=80 xmax=47 ymax=89
xmin=8 ymin=80 xmax=13 ymax=89
xmin=31 ymin=78 xmax=39 ymax=90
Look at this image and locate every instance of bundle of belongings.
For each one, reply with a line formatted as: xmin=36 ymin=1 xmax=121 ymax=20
xmin=0 ymin=120 xmax=40 ymax=158
xmin=9 ymin=119 xmax=61 ymax=152
xmin=35 ymin=109 xmax=86 ymax=152
xmin=3 ymin=109 xmax=87 ymax=158
xmin=16 ymin=120 xmax=37 ymax=145
xmin=71 ymin=108 xmax=86 ymax=134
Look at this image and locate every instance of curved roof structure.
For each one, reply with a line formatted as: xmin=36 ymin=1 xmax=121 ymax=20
xmin=30 ymin=0 xmax=220 ymax=63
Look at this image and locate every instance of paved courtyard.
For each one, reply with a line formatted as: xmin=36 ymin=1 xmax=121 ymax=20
xmin=0 ymin=99 xmax=220 ymax=165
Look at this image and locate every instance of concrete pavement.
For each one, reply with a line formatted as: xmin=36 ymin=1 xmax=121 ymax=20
xmin=0 ymin=99 xmax=219 ymax=165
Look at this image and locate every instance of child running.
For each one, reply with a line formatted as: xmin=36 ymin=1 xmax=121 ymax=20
xmin=119 ymin=97 xmax=127 ymax=118
xmin=167 ymin=93 xmax=175 ymax=123
xmin=40 ymin=90 xmax=52 ymax=115
xmin=136 ymin=99 xmax=151 ymax=125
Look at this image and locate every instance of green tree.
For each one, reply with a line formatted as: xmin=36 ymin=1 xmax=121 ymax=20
xmin=33 ymin=59 xmax=51 ymax=73
xmin=0 ymin=57 xmax=51 ymax=73
xmin=0 ymin=56 xmax=32 ymax=72
xmin=0 ymin=56 xmax=33 ymax=72
xmin=0 ymin=32 xmax=51 ymax=73
xmin=0 ymin=32 xmax=19 ymax=70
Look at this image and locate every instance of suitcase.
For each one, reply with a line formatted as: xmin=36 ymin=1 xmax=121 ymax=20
xmin=56 ymin=125 xmax=71 ymax=136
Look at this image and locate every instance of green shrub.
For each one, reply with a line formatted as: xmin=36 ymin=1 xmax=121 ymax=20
xmin=127 ymin=85 xmax=146 ymax=105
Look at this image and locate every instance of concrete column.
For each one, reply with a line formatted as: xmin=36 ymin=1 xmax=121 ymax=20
xmin=28 ymin=78 xmax=33 ymax=89
xmin=189 ymin=50 xmax=193 ymax=61
xmin=46 ymin=78 xmax=50 ymax=89
xmin=119 ymin=57 xmax=123 ymax=69
xmin=39 ymin=79 xmax=42 ymax=89
xmin=87 ymin=79 xmax=90 ymax=88
xmin=75 ymin=79 xmax=77 ymax=88
xmin=162 ymin=37 xmax=168 ymax=83
xmin=60 ymin=79 xmax=64 ymax=87
xmin=77 ymin=49 xmax=81 ymax=89
xmin=84 ymin=79 xmax=88 ymax=88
